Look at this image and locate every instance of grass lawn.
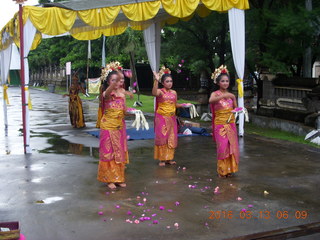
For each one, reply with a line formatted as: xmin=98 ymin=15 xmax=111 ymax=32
xmin=245 ymin=122 xmax=319 ymax=148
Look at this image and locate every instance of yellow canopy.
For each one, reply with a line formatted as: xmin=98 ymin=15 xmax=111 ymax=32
xmin=0 ymin=0 xmax=249 ymax=51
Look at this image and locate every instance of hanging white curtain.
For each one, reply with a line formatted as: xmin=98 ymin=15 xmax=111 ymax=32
xmin=101 ymin=35 xmax=106 ymax=67
xmin=22 ymin=18 xmax=37 ymax=153
xmin=143 ymin=22 xmax=161 ymax=111
xmin=0 ymin=44 xmax=13 ymax=130
xmin=143 ymin=22 xmax=161 ymax=72
xmin=10 ymin=44 xmax=21 ymax=70
xmin=228 ymin=8 xmax=245 ymax=136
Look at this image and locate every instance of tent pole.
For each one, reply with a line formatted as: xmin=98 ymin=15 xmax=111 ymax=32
xmin=19 ymin=4 xmax=27 ymax=154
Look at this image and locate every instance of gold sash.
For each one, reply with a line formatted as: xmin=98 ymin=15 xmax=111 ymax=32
xmin=100 ymin=108 xmax=125 ymax=130
xmin=157 ymin=101 xmax=176 ymax=117
xmin=214 ymin=108 xmax=235 ymax=125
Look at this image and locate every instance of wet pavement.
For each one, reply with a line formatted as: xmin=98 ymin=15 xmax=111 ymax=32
xmin=0 ymin=87 xmax=320 ymax=240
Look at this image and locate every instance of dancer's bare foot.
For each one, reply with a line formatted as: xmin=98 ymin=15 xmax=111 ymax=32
xmin=107 ymin=183 xmax=117 ymax=189
xmin=168 ymin=160 xmax=176 ymax=165
xmin=159 ymin=162 xmax=165 ymax=167
xmin=117 ymin=183 xmax=126 ymax=188
xmin=218 ymin=174 xmax=227 ymax=178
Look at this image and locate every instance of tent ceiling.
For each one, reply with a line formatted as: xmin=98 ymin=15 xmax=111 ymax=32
xmin=44 ymin=0 xmax=158 ymax=11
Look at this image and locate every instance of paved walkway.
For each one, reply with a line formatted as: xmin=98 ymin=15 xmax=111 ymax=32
xmin=0 ymin=88 xmax=319 ymax=240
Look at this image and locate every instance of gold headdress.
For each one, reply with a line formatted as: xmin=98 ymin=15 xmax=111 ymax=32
xmin=211 ymin=65 xmax=229 ymax=84
xmin=101 ymin=61 xmax=123 ymax=81
xmin=158 ymin=66 xmax=171 ymax=80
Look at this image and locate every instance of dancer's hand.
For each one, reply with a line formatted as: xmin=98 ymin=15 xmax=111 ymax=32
xmin=153 ymin=71 xmax=160 ymax=83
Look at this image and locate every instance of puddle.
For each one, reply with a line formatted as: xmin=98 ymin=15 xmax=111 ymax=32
xmin=35 ymin=131 xmax=99 ymax=158
xmin=37 ymin=196 xmax=64 ymax=204
xmin=31 ymin=178 xmax=42 ymax=183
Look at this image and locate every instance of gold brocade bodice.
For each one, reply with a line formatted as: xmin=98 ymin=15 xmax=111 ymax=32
xmin=214 ymin=108 xmax=235 ymax=125
xmin=157 ymin=101 xmax=176 ymax=116
xmin=156 ymin=89 xmax=176 ymax=116
xmin=100 ymin=97 xmax=126 ymax=130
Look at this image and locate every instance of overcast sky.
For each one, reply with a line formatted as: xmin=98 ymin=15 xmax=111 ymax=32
xmin=0 ymin=0 xmax=39 ymax=29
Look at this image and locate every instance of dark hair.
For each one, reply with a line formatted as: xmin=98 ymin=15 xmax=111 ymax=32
xmin=103 ymin=71 xmax=118 ymax=91
xmin=215 ymin=73 xmax=229 ymax=84
xmin=161 ymin=73 xmax=172 ymax=84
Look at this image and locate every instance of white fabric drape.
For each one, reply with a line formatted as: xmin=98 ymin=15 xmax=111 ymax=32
xmin=143 ymin=22 xmax=161 ymax=72
xmin=228 ymin=8 xmax=245 ymax=136
xmin=0 ymin=44 xmax=13 ymax=130
xmin=101 ymin=35 xmax=106 ymax=67
xmin=22 ymin=19 xmax=37 ymax=153
xmin=10 ymin=44 xmax=21 ymax=70
xmin=143 ymin=22 xmax=161 ymax=112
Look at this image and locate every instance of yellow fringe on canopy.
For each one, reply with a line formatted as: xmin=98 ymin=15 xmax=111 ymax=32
xmin=162 ymin=0 xmax=200 ymax=18
xmin=201 ymin=0 xmax=249 ymax=12
xmin=24 ymin=6 xmax=77 ymax=36
xmin=121 ymin=1 xmax=161 ymax=21
xmin=77 ymin=6 xmax=120 ymax=28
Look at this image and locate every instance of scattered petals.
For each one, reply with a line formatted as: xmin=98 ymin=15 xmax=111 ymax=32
xmin=98 ymin=211 xmax=104 ymax=215
xmin=143 ymin=198 xmax=147 ymax=202
xmin=214 ymin=186 xmax=220 ymax=194
xmin=167 ymin=209 xmax=173 ymax=213
xmin=116 ymin=205 xmax=121 ymax=209
xmin=134 ymin=220 xmax=140 ymax=224
xmin=237 ymin=197 xmax=242 ymax=201
xmin=248 ymin=204 xmax=253 ymax=208
xmin=174 ymin=223 xmax=179 ymax=228
xmin=127 ymin=211 xmax=132 ymax=215
xmin=152 ymin=214 xmax=157 ymax=217
xmin=175 ymin=201 xmax=180 ymax=206
xmin=182 ymin=167 xmax=186 ymax=170
xmin=153 ymin=220 xmax=159 ymax=224
xmin=137 ymin=203 xmax=144 ymax=206
xmin=166 ymin=226 xmax=171 ymax=229
xmin=159 ymin=206 xmax=165 ymax=210
xmin=241 ymin=208 xmax=247 ymax=212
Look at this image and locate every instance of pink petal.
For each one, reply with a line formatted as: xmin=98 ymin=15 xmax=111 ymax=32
xmin=175 ymin=201 xmax=180 ymax=206
xmin=127 ymin=211 xmax=132 ymax=215
xmin=98 ymin=211 xmax=104 ymax=215
xmin=159 ymin=206 xmax=165 ymax=210
xmin=153 ymin=220 xmax=159 ymax=224
xmin=237 ymin=197 xmax=242 ymax=201
xmin=167 ymin=209 xmax=173 ymax=212
xmin=248 ymin=204 xmax=253 ymax=208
